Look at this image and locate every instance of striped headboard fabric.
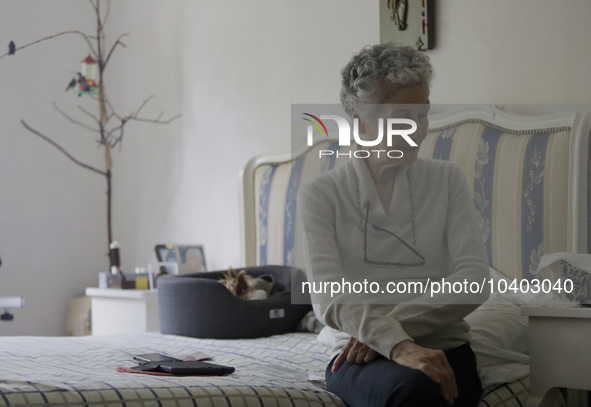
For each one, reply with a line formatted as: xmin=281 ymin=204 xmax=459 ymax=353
xmin=419 ymin=121 xmax=570 ymax=280
xmin=247 ymin=110 xmax=584 ymax=281
xmin=254 ymin=141 xmax=353 ymax=270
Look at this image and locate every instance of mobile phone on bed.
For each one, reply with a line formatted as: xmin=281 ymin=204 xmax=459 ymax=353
xmin=158 ymin=361 xmax=235 ymax=376
xmin=133 ymin=353 xmax=182 ymax=364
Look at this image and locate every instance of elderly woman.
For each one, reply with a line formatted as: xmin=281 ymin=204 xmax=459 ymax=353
xmin=298 ymin=44 xmax=489 ymax=407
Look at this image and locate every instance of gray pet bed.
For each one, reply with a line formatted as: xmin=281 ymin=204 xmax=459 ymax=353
xmin=157 ymin=266 xmax=312 ymax=339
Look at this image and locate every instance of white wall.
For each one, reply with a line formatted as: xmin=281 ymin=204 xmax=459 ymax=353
xmin=107 ymin=0 xmax=381 ymax=274
xmin=0 ymin=0 xmax=109 ymax=335
xmin=1 ymin=0 xmax=590 ymax=335
xmin=427 ymin=1 xmax=591 ymax=104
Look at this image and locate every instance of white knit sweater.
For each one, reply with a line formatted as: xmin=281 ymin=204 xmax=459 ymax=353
xmin=297 ymin=157 xmax=490 ymax=359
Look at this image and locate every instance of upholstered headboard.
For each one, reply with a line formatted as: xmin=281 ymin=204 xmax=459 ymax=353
xmin=240 ymin=106 xmax=589 ymax=281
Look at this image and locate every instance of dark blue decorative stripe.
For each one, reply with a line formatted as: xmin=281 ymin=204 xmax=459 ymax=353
xmin=520 ymin=132 xmax=551 ymax=280
xmin=284 ymin=157 xmax=306 ymax=266
xmin=65 ymin=383 xmax=89 ymax=407
xmin=0 ymin=385 xmax=9 ymax=406
xmin=480 ymin=383 xmax=504 ymax=399
xmin=177 ymin=384 xmax=198 ymax=407
xmin=204 ymin=380 xmax=232 ymax=407
xmin=478 ymin=382 xmax=524 ymax=407
xmin=432 ymin=127 xmax=457 ymax=161
xmin=103 ymin=382 xmax=127 ymax=407
xmin=144 ymin=385 xmax=163 ymax=407
xmin=502 ymin=383 xmax=524 ymax=407
xmin=259 ymin=165 xmax=278 ymax=266
xmin=282 ymin=389 xmax=297 ymax=407
xmin=246 ymin=385 xmax=265 ymax=407
xmin=26 ymin=381 xmax=49 ymax=405
xmin=0 ymin=387 xmax=70 ymax=396
xmin=474 ymin=125 xmax=503 ymax=265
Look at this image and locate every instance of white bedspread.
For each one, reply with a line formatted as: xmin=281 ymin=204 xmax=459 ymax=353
xmin=0 ymin=332 xmax=343 ymax=407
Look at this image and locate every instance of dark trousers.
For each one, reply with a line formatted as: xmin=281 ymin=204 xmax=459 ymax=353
xmin=325 ymin=343 xmax=482 ymax=407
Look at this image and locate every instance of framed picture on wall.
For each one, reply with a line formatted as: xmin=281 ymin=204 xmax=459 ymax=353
xmin=154 ymin=244 xmax=207 ymax=273
xmin=380 ymin=0 xmax=435 ymax=51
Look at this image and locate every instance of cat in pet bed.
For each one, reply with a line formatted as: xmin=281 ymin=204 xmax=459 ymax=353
xmin=219 ymin=267 xmax=283 ymax=300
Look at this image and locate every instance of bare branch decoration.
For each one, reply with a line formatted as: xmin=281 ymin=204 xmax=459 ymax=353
xmin=21 ymin=120 xmax=107 ymax=177
xmin=7 ymin=0 xmax=181 ymax=262
xmin=103 ymin=33 xmax=129 ymax=71
xmin=88 ymin=0 xmax=99 ymax=13
xmin=134 ymin=95 xmax=155 ymax=117
xmin=0 ymin=31 xmax=98 ymax=61
xmin=102 ymin=0 xmax=112 ymax=27
xmin=132 ymin=114 xmax=182 ymax=125
xmin=77 ymin=105 xmax=101 ymax=125
xmin=104 ymin=97 xmax=124 ymax=121
xmin=52 ymin=102 xmax=101 ymax=134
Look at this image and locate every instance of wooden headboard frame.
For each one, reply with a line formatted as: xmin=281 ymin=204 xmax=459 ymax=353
xmin=240 ymin=105 xmax=590 ymax=267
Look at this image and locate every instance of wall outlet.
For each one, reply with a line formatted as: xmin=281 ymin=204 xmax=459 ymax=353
xmin=0 ymin=297 xmax=24 ymax=309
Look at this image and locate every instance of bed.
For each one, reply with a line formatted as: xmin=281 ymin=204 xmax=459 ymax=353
xmin=1 ymin=105 xmax=589 ymax=407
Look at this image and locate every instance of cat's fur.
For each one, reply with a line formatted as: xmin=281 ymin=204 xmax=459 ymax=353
xmin=219 ymin=268 xmax=273 ymax=300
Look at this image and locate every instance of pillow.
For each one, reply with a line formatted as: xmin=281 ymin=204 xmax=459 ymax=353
xmin=316 ymin=325 xmax=337 ymax=348
xmin=558 ymin=260 xmax=590 ymax=302
xmin=315 ymin=325 xmax=352 ymax=359
xmin=466 ymin=266 xmax=568 ymax=388
xmin=465 ymin=293 xmax=530 ymax=386
xmin=296 ymin=310 xmax=325 ymax=334
xmin=534 ymin=253 xmax=591 ymax=302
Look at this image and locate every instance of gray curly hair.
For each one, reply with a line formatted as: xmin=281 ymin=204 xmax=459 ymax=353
xmin=340 ymin=43 xmax=434 ymax=116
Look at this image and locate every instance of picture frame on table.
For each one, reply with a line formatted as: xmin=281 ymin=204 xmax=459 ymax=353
xmin=154 ymin=245 xmax=180 ymax=275
xmin=154 ymin=244 xmax=207 ymax=274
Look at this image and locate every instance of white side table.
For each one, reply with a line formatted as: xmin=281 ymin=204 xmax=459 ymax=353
xmin=522 ymin=305 xmax=591 ymax=407
xmin=85 ymin=288 xmax=160 ymax=335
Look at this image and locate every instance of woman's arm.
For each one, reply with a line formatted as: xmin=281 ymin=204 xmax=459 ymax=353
xmin=299 ymin=180 xmax=413 ymax=359
xmin=387 ymin=162 xmax=490 ymax=339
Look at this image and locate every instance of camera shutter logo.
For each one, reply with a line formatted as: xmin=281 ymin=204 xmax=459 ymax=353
xmin=302 ymin=113 xmax=417 ymax=158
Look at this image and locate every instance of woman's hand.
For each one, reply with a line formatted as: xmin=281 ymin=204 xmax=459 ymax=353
xmin=390 ymin=340 xmax=458 ymax=405
xmin=331 ymin=337 xmax=379 ymax=372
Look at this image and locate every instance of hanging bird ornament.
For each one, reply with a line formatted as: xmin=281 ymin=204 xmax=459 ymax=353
xmin=66 ymin=55 xmax=99 ymax=96
xmin=65 ymin=77 xmax=77 ymax=93
xmin=8 ymin=41 xmax=16 ymax=55
xmin=76 ymin=72 xmax=91 ymax=93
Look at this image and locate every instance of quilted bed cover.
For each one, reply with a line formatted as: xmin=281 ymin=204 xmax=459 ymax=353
xmin=0 ymin=332 xmax=531 ymax=407
xmin=0 ymin=332 xmax=341 ymax=407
